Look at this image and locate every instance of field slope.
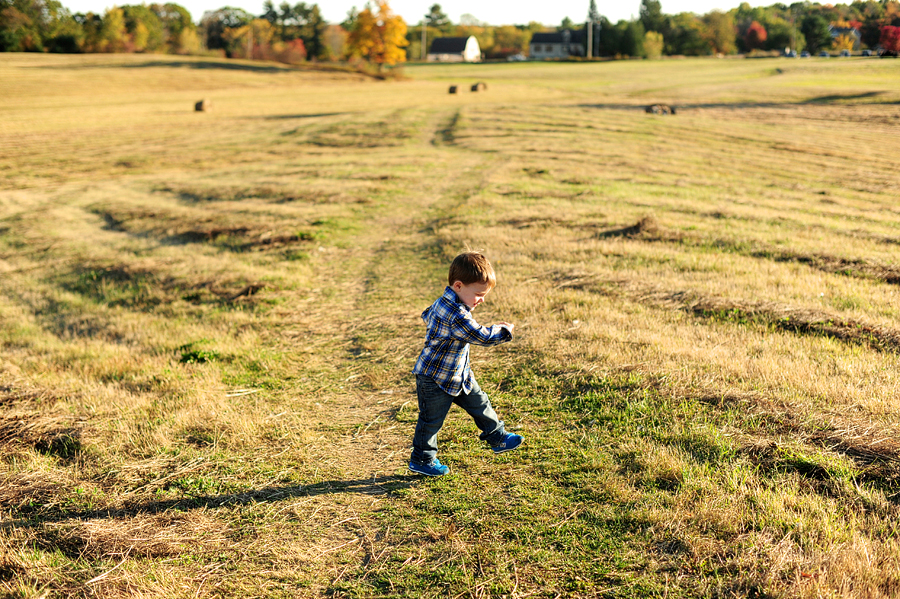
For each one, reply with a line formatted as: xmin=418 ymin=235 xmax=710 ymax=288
xmin=2 ymin=53 xmax=900 ymax=598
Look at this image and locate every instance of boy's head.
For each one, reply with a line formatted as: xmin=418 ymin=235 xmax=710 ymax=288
xmin=448 ymin=251 xmax=496 ymax=289
xmin=448 ymin=251 xmax=496 ymax=309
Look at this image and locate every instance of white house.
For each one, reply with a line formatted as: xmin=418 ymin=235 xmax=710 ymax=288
xmin=428 ymin=36 xmax=482 ymax=62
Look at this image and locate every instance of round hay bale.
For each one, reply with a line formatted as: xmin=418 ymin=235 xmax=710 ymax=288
xmin=195 ymin=99 xmax=211 ymax=112
xmin=645 ymin=104 xmax=675 ymax=115
xmin=470 ymin=82 xmax=487 ymax=92
xmin=448 ymin=85 xmax=458 ymax=94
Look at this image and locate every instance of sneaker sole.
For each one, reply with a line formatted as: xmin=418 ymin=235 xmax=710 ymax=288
xmin=408 ymin=464 xmax=449 ymax=476
xmin=492 ymin=443 xmax=522 ymax=454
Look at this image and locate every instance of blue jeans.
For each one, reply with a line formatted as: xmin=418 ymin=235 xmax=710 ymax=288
xmin=411 ymin=374 xmax=506 ymax=465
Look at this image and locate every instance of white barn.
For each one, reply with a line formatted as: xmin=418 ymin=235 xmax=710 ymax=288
xmin=427 ymin=36 xmax=482 ymax=62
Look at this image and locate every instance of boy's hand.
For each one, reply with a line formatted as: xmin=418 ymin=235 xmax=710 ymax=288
xmin=498 ymin=322 xmax=515 ymax=332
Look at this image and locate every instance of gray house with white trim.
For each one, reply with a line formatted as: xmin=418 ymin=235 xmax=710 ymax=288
xmin=529 ymin=29 xmax=586 ymax=59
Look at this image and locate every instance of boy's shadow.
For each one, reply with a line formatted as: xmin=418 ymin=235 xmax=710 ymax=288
xmin=3 ymin=475 xmax=413 ymax=529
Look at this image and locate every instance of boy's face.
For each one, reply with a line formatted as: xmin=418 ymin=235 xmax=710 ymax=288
xmin=451 ymin=280 xmax=491 ymax=309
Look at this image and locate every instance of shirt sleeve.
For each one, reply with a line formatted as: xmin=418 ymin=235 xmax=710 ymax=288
xmin=448 ymin=310 xmax=512 ymax=346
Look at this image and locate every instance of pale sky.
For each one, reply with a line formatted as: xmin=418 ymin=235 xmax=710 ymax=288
xmin=61 ymin=0 xmax=749 ymax=26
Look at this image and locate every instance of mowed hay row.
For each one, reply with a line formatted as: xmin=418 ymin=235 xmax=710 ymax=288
xmin=593 ymin=216 xmax=900 ymax=286
xmin=5 ymin=55 xmax=900 ymax=598
xmin=91 ymin=200 xmax=322 ymax=253
xmin=457 ymin=101 xmax=900 ymax=214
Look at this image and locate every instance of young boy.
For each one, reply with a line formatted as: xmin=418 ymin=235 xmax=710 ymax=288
xmin=409 ymin=251 xmax=523 ymax=477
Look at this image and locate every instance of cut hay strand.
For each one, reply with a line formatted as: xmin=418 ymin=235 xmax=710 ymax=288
xmin=598 ymin=218 xmax=900 ymax=286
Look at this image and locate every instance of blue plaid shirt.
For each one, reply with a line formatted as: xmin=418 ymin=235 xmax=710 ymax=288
xmin=412 ymin=287 xmax=513 ymax=396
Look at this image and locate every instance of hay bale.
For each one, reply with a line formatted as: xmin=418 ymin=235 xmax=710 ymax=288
xmin=195 ymin=99 xmax=211 ymax=112
xmin=471 ymin=82 xmax=487 ymax=92
xmin=448 ymin=85 xmax=458 ymax=94
xmin=645 ymin=104 xmax=675 ymax=115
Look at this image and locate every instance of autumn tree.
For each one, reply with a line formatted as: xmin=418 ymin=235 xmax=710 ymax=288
xmin=121 ymin=4 xmax=166 ymax=52
xmin=222 ymin=17 xmax=276 ymax=59
xmin=0 ymin=0 xmax=77 ymax=52
xmin=703 ymin=10 xmax=736 ymax=54
xmin=644 ymin=30 xmax=663 ymax=58
xmin=666 ymin=12 xmax=711 ymax=55
xmin=0 ymin=3 xmax=42 ymax=50
xmin=832 ymin=32 xmax=855 ymax=50
xmin=490 ymin=25 xmax=529 ymax=57
xmin=346 ymin=1 xmax=408 ymax=68
xmin=201 ymin=7 xmax=253 ymax=53
xmin=97 ymin=7 xmax=128 ymax=52
xmin=150 ymin=3 xmax=195 ymax=53
xmin=744 ymin=20 xmax=767 ymax=49
xmin=881 ymin=24 xmax=900 ymax=52
xmin=323 ymin=23 xmax=347 ymax=59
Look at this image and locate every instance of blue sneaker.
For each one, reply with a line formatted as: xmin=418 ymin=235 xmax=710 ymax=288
xmin=492 ymin=433 xmax=523 ymax=454
xmin=409 ymin=458 xmax=449 ymax=477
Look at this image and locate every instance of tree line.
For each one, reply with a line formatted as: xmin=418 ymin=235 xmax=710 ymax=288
xmin=637 ymin=0 xmax=899 ymax=56
xmin=412 ymin=0 xmax=900 ymax=59
xmin=2 ymin=0 xmax=899 ymax=61
xmin=0 ymin=0 xmax=404 ymax=63
xmin=574 ymin=0 xmax=900 ymax=57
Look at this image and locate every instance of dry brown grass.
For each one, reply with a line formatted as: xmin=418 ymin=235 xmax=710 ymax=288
xmin=2 ymin=53 xmax=900 ymax=597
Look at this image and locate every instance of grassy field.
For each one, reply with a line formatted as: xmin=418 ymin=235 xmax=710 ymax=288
xmin=2 ymin=52 xmax=900 ymax=598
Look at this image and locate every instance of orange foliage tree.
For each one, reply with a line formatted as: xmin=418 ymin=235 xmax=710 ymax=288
xmin=346 ymin=1 xmax=408 ymax=68
xmin=744 ymin=21 xmax=767 ymax=49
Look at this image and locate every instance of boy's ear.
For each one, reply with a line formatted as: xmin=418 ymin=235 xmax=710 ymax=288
xmin=451 ymin=280 xmax=462 ymax=291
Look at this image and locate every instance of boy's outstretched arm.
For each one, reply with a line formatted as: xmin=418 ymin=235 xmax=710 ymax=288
xmin=449 ymin=312 xmax=513 ymax=346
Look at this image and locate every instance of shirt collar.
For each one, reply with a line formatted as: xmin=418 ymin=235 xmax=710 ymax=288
xmin=442 ymin=286 xmax=470 ymax=311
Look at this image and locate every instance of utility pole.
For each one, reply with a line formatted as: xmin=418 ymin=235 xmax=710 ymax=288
xmin=587 ymin=21 xmax=592 ymax=58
